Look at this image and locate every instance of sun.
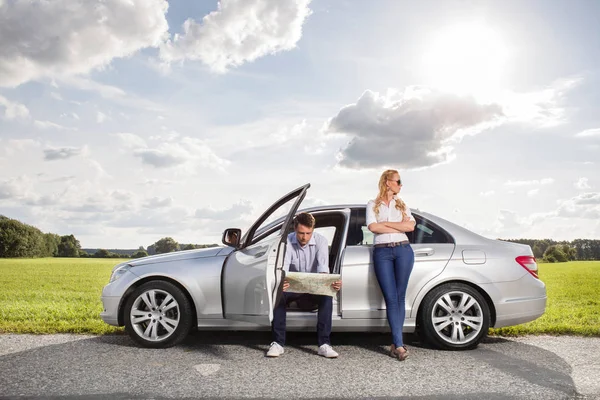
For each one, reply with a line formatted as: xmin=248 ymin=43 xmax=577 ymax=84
xmin=422 ymin=23 xmax=509 ymax=99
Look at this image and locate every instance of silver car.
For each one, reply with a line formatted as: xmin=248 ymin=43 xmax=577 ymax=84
xmin=100 ymin=184 xmax=546 ymax=350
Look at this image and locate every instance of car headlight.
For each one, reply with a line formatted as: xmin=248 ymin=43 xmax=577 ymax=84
xmin=109 ymin=264 xmax=131 ymax=283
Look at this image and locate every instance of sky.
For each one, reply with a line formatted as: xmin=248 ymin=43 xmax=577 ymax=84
xmin=1 ymin=0 xmax=599 ymax=249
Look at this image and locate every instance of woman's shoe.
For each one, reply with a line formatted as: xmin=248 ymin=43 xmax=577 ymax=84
xmin=390 ymin=344 xmax=409 ymax=361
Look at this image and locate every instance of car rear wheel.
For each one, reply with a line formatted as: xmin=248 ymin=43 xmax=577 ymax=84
xmin=124 ymin=281 xmax=193 ymax=348
xmin=419 ymin=283 xmax=490 ymax=350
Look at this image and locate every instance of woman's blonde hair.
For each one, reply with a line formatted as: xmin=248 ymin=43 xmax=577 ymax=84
xmin=373 ymin=169 xmax=407 ymax=218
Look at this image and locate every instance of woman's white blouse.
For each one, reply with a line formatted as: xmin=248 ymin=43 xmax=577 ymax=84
xmin=366 ymin=197 xmax=415 ymax=245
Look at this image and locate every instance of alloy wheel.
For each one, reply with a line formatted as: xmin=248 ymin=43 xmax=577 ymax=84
xmin=130 ymin=289 xmax=180 ymax=342
xmin=431 ymin=290 xmax=484 ymax=345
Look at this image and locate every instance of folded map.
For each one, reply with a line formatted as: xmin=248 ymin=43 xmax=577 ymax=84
xmin=285 ymin=272 xmax=341 ymax=297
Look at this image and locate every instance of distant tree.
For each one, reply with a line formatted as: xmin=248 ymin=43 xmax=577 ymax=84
xmin=182 ymin=244 xmax=196 ymax=250
xmin=560 ymin=244 xmax=577 ymax=261
xmin=94 ymin=249 xmax=111 ymax=258
xmin=532 ymin=244 xmax=544 ymax=259
xmin=57 ymin=235 xmax=81 ymax=257
xmin=147 ymin=244 xmax=157 ymax=255
xmin=43 ymin=233 xmax=61 ymax=257
xmin=154 ymin=237 xmax=179 ymax=254
xmin=543 ymin=245 xmax=568 ymax=263
xmin=0 ymin=216 xmax=46 ymax=257
xmin=132 ymin=250 xmax=148 ymax=258
xmin=572 ymin=239 xmax=600 ymax=260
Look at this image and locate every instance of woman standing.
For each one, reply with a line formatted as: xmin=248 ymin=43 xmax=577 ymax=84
xmin=366 ymin=169 xmax=416 ymax=360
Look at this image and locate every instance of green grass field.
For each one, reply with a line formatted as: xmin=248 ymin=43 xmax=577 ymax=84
xmin=0 ymin=258 xmax=598 ymax=336
xmin=0 ymin=258 xmax=122 ymax=334
xmin=490 ymin=261 xmax=600 ymax=336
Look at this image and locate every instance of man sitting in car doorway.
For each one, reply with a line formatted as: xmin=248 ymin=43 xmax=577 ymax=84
xmin=266 ymin=212 xmax=342 ymax=358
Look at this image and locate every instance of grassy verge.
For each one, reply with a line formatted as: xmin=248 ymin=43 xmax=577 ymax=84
xmin=0 ymin=258 xmax=123 ymax=334
xmin=490 ymin=261 xmax=600 ymax=336
xmin=0 ymin=259 xmax=598 ymax=336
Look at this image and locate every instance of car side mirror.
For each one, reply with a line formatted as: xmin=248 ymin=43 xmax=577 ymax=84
xmin=222 ymin=228 xmax=241 ymax=248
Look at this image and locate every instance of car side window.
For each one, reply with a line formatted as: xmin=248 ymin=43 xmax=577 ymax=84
xmin=314 ymin=226 xmax=336 ymax=246
xmin=350 ymin=208 xmax=453 ymax=245
xmin=406 ymin=216 xmax=453 ymax=244
xmin=360 ymin=226 xmax=374 ymax=245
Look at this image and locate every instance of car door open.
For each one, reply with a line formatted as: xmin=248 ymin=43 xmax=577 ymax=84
xmin=221 ymin=184 xmax=310 ymax=325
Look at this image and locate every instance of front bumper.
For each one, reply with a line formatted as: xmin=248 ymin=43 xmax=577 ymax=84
xmin=100 ymin=296 xmax=121 ymax=326
xmin=100 ymin=269 xmax=139 ymax=327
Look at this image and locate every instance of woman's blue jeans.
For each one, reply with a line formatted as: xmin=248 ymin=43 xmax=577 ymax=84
xmin=373 ymin=243 xmax=414 ymax=347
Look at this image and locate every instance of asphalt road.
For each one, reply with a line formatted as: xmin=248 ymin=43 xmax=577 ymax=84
xmin=0 ymin=332 xmax=598 ymax=399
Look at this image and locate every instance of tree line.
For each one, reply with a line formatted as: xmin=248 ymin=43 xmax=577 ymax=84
xmin=501 ymin=238 xmax=600 ymax=263
xmin=0 ymin=215 xmax=217 ymax=259
xmin=2 ymin=214 xmax=599 ymax=261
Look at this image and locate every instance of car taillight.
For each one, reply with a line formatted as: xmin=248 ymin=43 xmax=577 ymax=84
xmin=516 ymin=255 xmax=539 ymax=279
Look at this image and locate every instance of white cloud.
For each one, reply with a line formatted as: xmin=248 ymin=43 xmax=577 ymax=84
xmin=575 ymin=177 xmax=591 ymax=190
xmin=480 ymin=190 xmax=495 ymax=197
xmin=527 ymin=188 xmax=539 ymax=197
xmin=555 ymin=193 xmax=600 ymax=219
xmin=160 ymin=0 xmax=312 ymax=73
xmin=500 ymin=77 xmax=581 ymax=128
xmin=150 ymin=129 xmax=180 ymax=141
xmin=60 ymin=76 xmax=126 ymax=98
xmin=34 ymin=120 xmax=75 ymax=130
xmin=143 ymin=196 xmax=173 ymax=209
xmin=0 ymin=0 xmax=169 ymax=87
xmin=87 ymin=159 xmax=111 ymax=180
xmin=529 ymin=192 xmax=600 ymax=222
xmin=504 ymin=178 xmax=554 ymax=187
xmin=575 ymin=128 xmax=600 ymax=138
xmin=570 ymin=192 xmax=600 ymax=206
xmin=111 ymin=190 xmax=133 ymax=202
xmin=112 ymin=133 xmax=147 ymax=148
xmin=325 ymin=87 xmax=503 ymax=169
xmin=195 ymin=200 xmax=253 ymax=220
xmin=300 ymin=196 xmax=329 ymax=209
xmin=0 ymin=139 xmax=40 ymax=157
xmin=486 ymin=209 xmax=525 ymax=238
xmin=0 ymin=95 xmax=29 ymax=119
xmin=0 ymin=177 xmax=28 ymax=200
xmin=133 ymin=148 xmax=187 ymax=168
xmin=134 ymin=137 xmax=229 ymax=171
xmin=97 ymin=111 xmax=107 ymax=124
xmin=270 ymin=119 xmax=307 ymax=144
xmin=43 ymin=146 xmax=88 ymax=161
xmin=44 ymin=175 xmax=77 ymax=183
xmin=140 ymin=179 xmax=174 ymax=186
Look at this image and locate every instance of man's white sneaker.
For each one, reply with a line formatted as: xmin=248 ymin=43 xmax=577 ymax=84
xmin=266 ymin=342 xmax=284 ymax=357
xmin=318 ymin=344 xmax=339 ymax=358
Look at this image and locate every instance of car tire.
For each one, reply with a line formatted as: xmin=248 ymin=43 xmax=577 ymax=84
xmin=124 ymin=280 xmax=193 ymax=348
xmin=419 ymin=283 xmax=490 ymax=350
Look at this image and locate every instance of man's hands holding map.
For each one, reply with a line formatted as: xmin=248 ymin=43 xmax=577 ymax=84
xmin=282 ymin=272 xmax=342 ymax=297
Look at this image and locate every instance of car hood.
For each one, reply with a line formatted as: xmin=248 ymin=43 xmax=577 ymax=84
xmin=127 ymin=246 xmax=230 ymax=266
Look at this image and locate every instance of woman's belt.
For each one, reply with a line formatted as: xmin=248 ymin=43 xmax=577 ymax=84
xmin=373 ymin=240 xmax=409 ymax=248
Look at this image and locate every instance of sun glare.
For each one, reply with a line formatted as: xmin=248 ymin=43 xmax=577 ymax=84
xmin=422 ymin=23 xmax=509 ymax=99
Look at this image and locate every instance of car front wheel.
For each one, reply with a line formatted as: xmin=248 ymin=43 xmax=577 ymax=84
xmin=419 ymin=283 xmax=490 ymax=350
xmin=124 ymin=281 xmax=193 ymax=348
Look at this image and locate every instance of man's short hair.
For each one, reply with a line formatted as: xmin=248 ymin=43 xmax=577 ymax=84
xmin=293 ymin=212 xmax=315 ymax=229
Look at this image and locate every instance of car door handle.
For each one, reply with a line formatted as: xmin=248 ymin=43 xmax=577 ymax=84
xmin=414 ymin=248 xmax=435 ymax=256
